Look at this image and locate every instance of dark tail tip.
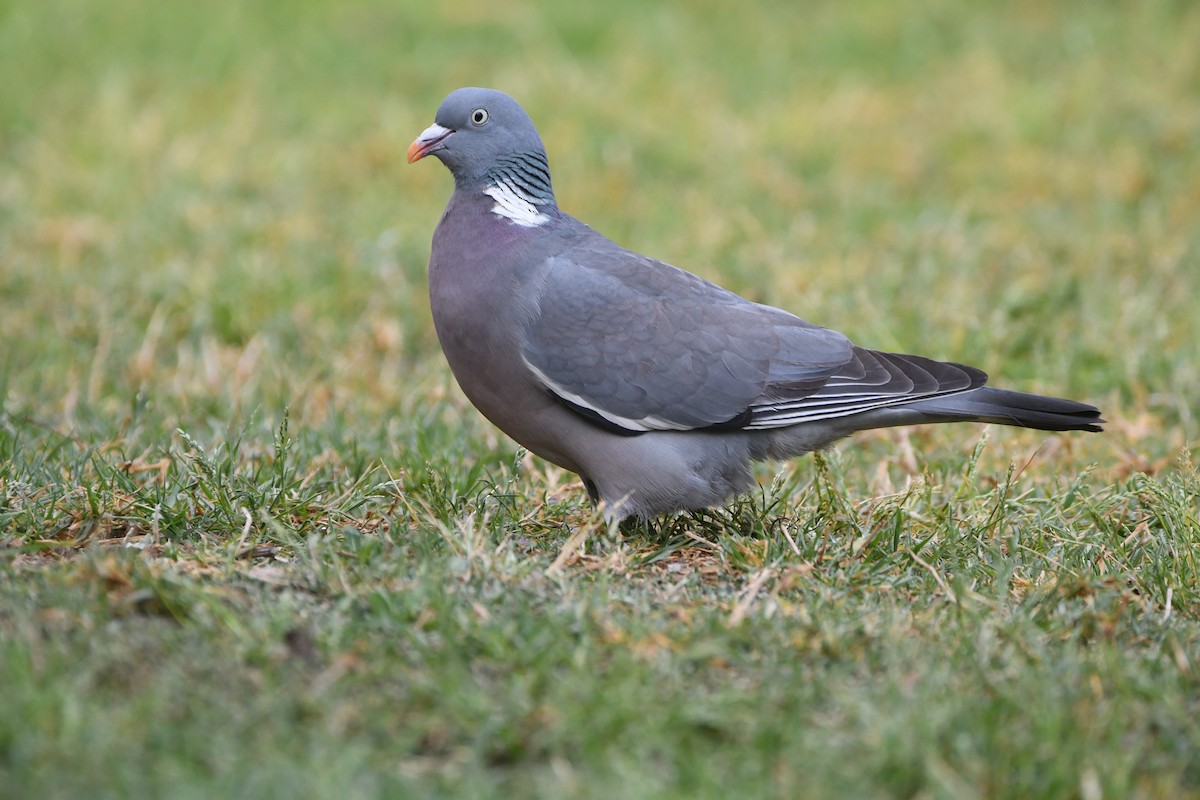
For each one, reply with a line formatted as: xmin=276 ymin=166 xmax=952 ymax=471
xmin=965 ymin=388 xmax=1105 ymax=432
xmin=914 ymin=387 xmax=1105 ymax=432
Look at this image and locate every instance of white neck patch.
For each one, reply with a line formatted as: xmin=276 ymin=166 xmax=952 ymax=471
xmin=483 ymin=182 xmax=550 ymax=228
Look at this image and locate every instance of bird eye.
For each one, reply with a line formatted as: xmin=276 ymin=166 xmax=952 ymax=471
xmin=470 ymin=108 xmax=489 ymax=126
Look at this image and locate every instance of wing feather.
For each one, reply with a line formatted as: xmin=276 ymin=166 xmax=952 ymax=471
xmin=521 ymin=231 xmax=986 ymax=434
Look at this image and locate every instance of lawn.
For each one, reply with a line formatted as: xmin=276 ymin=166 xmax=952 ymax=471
xmin=2 ymin=0 xmax=1199 ymax=797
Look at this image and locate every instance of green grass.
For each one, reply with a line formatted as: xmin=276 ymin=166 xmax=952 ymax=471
xmin=2 ymin=0 xmax=1199 ymax=797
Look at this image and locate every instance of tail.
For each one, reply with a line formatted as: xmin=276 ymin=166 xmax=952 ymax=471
xmin=908 ymin=387 xmax=1104 ymax=432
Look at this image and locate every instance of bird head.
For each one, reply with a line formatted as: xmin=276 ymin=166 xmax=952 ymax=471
xmin=408 ymin=87 xmax=549 ymax=190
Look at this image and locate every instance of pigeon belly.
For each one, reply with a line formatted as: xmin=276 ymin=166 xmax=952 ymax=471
xmin=427 ymin=194 xmax=589 ymax=475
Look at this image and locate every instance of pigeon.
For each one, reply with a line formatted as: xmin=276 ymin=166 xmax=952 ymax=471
xmin=408 ymin=87 xmax=1103 ymax=522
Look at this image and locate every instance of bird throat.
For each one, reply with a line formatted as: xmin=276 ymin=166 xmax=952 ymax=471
xmin=482 ymin=152 xmax=555 ymax=228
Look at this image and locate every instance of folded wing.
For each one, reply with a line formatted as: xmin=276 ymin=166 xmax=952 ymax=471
xmin=522 ymin=239 xmax=986 ymax=435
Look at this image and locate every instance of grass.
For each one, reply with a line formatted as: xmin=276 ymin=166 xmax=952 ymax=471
xmin=2 ymin=0 xmax=1199 ymax=796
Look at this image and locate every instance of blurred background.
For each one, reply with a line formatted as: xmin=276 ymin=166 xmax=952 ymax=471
xmin=2 ymin=0 xmax=1197 ymax=469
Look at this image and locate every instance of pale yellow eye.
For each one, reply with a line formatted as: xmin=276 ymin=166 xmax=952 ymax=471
xmin=470 ymin=108 xmax=489 ymax=126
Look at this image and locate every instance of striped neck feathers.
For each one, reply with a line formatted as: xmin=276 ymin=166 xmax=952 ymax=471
xmin=482 ymin=152 xmax=556 ymax=228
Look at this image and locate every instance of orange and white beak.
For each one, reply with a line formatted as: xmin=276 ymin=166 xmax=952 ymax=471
xmin=407 ymin=123 xmax=454 ymax=163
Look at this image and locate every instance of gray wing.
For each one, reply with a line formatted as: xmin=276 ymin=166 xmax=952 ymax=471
xmin=746 ymin=346 xmax=985 ymax=428
xmin=522 ymin=240 xmax=985 ymax=434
